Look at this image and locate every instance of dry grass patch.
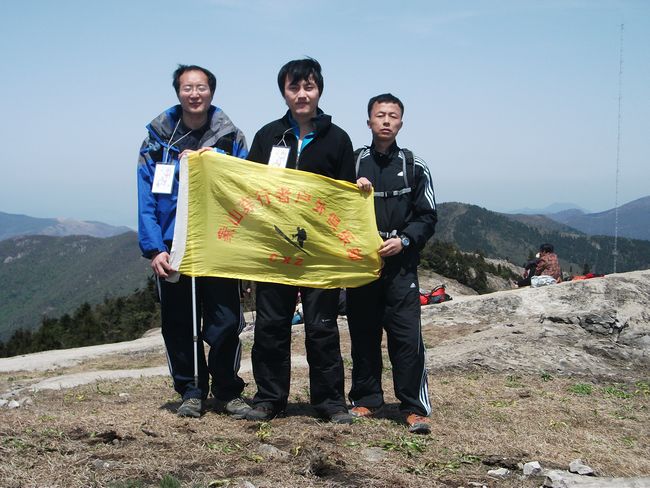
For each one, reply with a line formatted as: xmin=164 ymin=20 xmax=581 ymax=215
xmin=1 ymin=365 xmax=648 ymax=487
xmin=67 ymin=350 xmax=167 ymax=372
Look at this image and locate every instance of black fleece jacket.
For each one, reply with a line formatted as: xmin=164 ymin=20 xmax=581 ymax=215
xmin=247 ymin=110 xmax=355 ymax=183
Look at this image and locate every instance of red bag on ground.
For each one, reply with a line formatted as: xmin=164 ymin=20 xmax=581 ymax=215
xmin=429 ymin=285 xmax=452 ymax=304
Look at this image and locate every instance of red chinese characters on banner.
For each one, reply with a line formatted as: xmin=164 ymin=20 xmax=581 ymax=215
xmin=295 ymin=191 xmax=312 ymax=203
xmin=326 ymin=212 xmax=341 ymax=231
xmin=347 ymin=248 xmax=363 ymax=261
xmin=256 ymin=189 xmax=271 ymax=206
xmin=219 ymin=185 xmax=366 ymax=262
xmin=336 ymin=229 xmax=355 ymax=246
xmin=239 ymin=197 xmax=255 ymax=215
xmin=312 ymin=199 xmax=326 ymax=215
xmin=269 ymin=253 xmax=304 ymax=266
xmin=223 ymin=186 xmax=295 ymax=233
xmin=217 ymin=226 xmax=235 ymax=242
xmin=275 ymin=187 xmax=291 ymax=203
xmin=227 ymin=209 xmax=245 ymax=226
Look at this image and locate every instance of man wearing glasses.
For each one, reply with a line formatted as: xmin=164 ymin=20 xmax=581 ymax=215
xmin=137 ymin=64 xmax=250 ymax=418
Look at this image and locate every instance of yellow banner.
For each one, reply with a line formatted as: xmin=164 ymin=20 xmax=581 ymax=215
xmin=170 ymin=151 xmax=382 ymax=288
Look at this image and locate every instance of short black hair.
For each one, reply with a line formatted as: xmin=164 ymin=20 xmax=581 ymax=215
xmin=367 ymin=93 xmax=404 ymax=118
xmin=539 ymin=243 xmax=554 ymax=253
xmin=277 ymin=58 xmax=324 ymax=96
xmin=172 ymin=64 xmax=217 ymax=94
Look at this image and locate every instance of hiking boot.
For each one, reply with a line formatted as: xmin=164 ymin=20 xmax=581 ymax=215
xmin=244 ymin=403 xmax=279 ymax=421
xmin=214 ymin=397 xmax=251 ymax=419
xmin=177 ymin=398 xmax=202 ymax=418
xmin=329 ymin=411 xmax=355 ymax=425
xmin=405 ymin=413 xmax=431 ymax=434
xmin=349 ymin=406 xmax=380 ymax=418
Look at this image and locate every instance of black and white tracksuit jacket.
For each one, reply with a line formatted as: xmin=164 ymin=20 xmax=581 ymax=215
xmin=347 ymin=142 xmax=437 ymax=417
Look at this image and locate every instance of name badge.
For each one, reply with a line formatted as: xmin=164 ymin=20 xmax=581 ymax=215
xmin=152 ymin=164 xmax=175 ymax=194
xmin=268 ymin=145 xmax=290 ymax=168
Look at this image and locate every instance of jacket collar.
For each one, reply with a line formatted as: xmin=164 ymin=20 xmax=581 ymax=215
xmin=280 ymin=108 xmax=331 ymax=136
xmin=149 ymin=105 xmax=216 ymax=138
xmin=370 ymin=141 xmax=400 ymax=162
xmin=147 ymin=105 xmax=237 ymax=149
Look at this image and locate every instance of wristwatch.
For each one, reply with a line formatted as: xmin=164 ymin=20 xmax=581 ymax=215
xmin=399 ymin=235 xmax=410 ymax=248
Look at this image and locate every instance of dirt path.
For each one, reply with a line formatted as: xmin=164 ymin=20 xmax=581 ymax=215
xmin=0 ymin=330 xmax=166 ymax=373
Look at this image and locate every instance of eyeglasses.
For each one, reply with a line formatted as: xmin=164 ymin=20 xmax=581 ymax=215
xmin=180 ymin=84 xmax=210 ymax=94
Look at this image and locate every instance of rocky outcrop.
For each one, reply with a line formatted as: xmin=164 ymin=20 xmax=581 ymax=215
xmin=423 ymin=270 xmax=650 ymax=380
xmin=2 ymin=270 xmax=649 ymax=390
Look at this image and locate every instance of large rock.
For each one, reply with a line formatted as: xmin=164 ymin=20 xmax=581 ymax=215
xmin=423 ymin=270 xmax=650 ymax=379
xmin=543 ymin=470 xmax=650 ymax=487
xmin=569 ymin=459 xmax=595 ymax=476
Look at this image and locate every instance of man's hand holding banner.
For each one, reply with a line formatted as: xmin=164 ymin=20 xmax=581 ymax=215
xmin=170 ymin=151 xmax=382 ymax=288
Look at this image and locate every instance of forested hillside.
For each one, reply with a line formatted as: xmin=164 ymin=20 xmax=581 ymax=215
xmin=435 ymin=202 xmax=650 ymax=274
xmin=0 ymin=239 xmax=517 ymax=357
xmin=0 ymin=232 xmax=149 ymax=341
xmin=0 ymin=278 xmax=159 ymax=357
xmin=420 ymin=240 xmax=518 ymax=294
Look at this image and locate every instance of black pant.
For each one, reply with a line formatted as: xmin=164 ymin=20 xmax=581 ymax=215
xmin=158 ymin=275 xmax=245 ymax=401
xmin=346 ymin=265 xmax=431 ymax=416
xmin=251 ymin=283 xmax=346 ymax=416
xmin=517 ymin=275 xmax=532 ymax=287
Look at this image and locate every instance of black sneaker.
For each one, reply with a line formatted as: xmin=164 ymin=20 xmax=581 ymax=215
xmin=177 ymin=398 xmax=202 ymax=418
xmin=329 ymin=411 xmax=355 ymax=425
xmin=244 ymin=403 xmax=279 ymax=421
xmin=214 ymin=397 xmax=252 ymax=419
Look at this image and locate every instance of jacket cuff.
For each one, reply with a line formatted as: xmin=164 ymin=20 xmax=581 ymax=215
xmin=143 ymin=247 xmax=166 ymax=260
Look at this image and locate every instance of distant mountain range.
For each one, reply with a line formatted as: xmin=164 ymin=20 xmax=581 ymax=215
xmin=435 ymin=202 xmax=650 ymax=275
xmin=543 ymin=196 xmax=650 ymax=241
xmin=509 ymin=202 xmax=591 ymax=215
xmin=2 ymin=201 xmax=649 ymax=344
xmin=0 ymin=232 xmax=149 ymax=342
xmin=0 ymin=211 xmax=132 ymax=240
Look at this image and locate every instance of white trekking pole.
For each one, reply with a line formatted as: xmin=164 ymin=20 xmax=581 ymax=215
xmin=191 ymin=276 xmax=199 ymax=389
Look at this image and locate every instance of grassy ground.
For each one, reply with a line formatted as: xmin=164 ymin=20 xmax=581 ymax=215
xmin=1 ymin=327 xmax=649 ymax=487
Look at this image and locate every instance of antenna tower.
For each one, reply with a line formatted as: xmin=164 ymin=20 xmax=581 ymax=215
xmin=613 ymin=23 xmax=624 ymax=273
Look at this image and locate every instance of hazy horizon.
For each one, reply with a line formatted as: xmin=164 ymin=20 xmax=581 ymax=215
xmin=1 ymin=0 xmax=648 ymax=228
xmin=6 ymin=195 xmax=649 ymax=233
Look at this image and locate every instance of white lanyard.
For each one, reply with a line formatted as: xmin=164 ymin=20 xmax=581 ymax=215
xmin=163 ymin=119 xmax=194 ymax=163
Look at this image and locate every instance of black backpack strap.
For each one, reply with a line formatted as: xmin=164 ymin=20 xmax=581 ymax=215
xmin=374 ymin=187 xmax=412 ymax=198
xmin=373 ymin=148 xmax=415 ymax=198
xmin=354 ymin=146 xmax=368 ymax=178
xmin=357 ymin=146 xmax=416 ymax=199
xmin=400 ymin=148 xmax=416 ymax=188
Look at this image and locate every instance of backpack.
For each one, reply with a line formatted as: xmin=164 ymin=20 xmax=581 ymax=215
xmin=429 ymin=284 xmax=452 ymax=304
xmin=419 ymin=285 xmax=452 ymax=306
xmin=354 ymin=147 xmax=416 ymax=199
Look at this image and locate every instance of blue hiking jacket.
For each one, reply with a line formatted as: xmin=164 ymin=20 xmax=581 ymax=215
xmin=137 ymin=105 xmax=248 ymax=258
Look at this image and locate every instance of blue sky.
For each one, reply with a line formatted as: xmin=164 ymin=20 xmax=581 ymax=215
xmin=1 ymin=0 xmax=648 ymax=228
